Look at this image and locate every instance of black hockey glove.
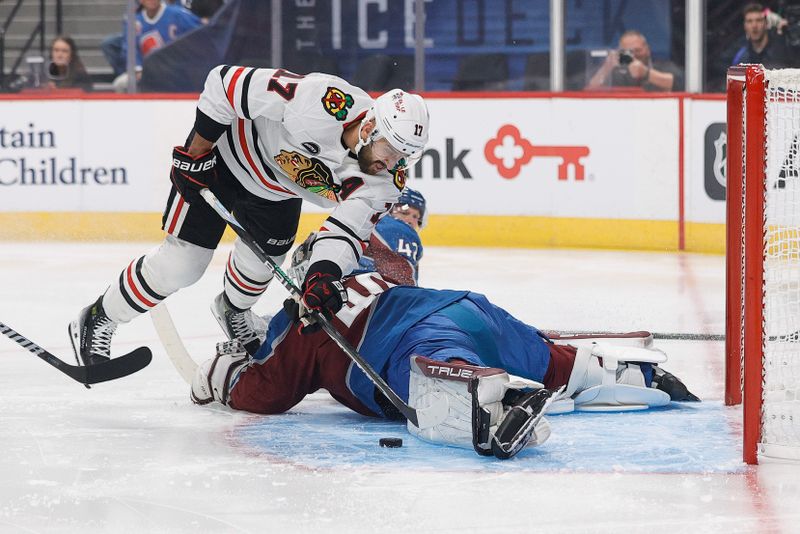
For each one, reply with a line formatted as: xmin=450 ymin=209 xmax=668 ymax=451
xmin=170 ymin=146 xmax=217 ymax=203
xmin=284 ymin=261 xmax=348 ymax=334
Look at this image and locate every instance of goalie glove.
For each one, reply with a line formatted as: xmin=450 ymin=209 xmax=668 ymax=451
xmin=407 ymin=355 xmax=557 ymax=460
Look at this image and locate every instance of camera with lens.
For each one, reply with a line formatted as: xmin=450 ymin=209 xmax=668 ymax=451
xmin=47 ymin=61 xmax=67 ymax=82
xmin=618 ymin=49 xmax=635 ymax=66
xmin=611 ymin=48 xmax=640 ymax=86
xmin=784 ymin=5 xmax=800 ymax=49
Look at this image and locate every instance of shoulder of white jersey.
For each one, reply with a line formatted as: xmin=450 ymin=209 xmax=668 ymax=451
xmin=335 ymin=159 xmax=403 ymax=206
xmin=283 ymin=74 xmax=373 ymax=140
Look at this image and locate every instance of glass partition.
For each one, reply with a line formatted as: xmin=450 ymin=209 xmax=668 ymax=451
xmin=10 ymin=0 xmax=800 ymax=94
xmin=566 ymin=0 xmax=683 ymax=93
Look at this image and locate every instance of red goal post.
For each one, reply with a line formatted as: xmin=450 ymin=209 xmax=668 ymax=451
xmin=726 ymin=65 xmax=800 ymax=465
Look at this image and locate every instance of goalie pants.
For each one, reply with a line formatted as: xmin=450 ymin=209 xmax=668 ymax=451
xmin=228 ymin=293 xmax=577 ymax=419
xmin=380 ymin=294 xmax=577 ymax=416
xmin=102 ymin=157 xmax=302 ymax=324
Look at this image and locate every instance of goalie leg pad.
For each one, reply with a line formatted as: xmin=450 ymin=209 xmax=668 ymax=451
xmin=408 ymin=355 xmax=552 ymax=459
xmin=560 ymin=344 xmax=670 ymax=412
xmin=191 ymin=340 xmax=250 ymax=406
xmin=547 ymin=331 xmax=654 ymax=349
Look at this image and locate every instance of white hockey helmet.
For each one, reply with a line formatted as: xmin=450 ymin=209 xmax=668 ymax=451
xmin=356 ymin=89 xmax=430 ymax=170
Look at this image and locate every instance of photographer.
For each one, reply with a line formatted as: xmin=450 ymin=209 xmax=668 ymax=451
xmin=46 ymin=36 xmax=92 ymax=91
xmin=586 ymin=30 xmax=683 ymax=92
xmin=731 ymin=3 xmax=792 ymax=68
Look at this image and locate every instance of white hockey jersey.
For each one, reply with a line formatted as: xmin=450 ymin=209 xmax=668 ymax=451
xmin=196 ymin=66 xmax=407 ymax=275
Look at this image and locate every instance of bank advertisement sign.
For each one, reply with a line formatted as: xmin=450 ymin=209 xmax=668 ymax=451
xmin=1 ymin=95 xmax=724 ymax=226
xmin=410 ymin=97 xmax=679 ymax=219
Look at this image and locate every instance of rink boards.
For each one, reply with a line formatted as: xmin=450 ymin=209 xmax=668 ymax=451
xmin=0 ymin=93 xmax=726 ymax=252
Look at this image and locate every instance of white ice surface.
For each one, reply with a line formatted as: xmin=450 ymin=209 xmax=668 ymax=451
xmin=1 ymin=243 xmax=799 ymax=534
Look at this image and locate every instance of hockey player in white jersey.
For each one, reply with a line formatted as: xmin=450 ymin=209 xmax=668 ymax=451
xmin=69 ymin=66 xmax=430 ymax=364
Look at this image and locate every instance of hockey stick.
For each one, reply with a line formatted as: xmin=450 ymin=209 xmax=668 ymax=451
xmin=0 ymin=321 xmax=152 ymax=385
xmin=546 ymin=330 xmax=725 ymax=342
xmin=150 ymin=303 xmax=198 ymax=384
xmin=200 ymin=189 xmax=421 ymax=427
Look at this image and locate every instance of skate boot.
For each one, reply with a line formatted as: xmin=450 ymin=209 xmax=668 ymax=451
xmin=69 ymin=296 xmax=118 ymax=366
xmin=651 ymin=366 xmax=700 ymax=401
xmin=211 ymin=293 xmax=267 ymax=356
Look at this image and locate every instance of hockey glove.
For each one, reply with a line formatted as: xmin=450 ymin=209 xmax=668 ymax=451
xmin=170 ymin=146 xmax=217 ymax=203
xmin=284 ymin=261 xmax=348 ymax=334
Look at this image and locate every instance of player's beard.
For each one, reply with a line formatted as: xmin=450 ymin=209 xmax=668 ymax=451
xmin=357 ymin=145 xmax=387 ymax=175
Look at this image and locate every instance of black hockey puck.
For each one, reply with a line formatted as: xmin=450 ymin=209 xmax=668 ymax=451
xmin=379 ymin=437 xmax=403 ymax=448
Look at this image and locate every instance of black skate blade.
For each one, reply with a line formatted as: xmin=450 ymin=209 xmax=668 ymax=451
xmin=75 ymin=347 xmax=153 ymax=385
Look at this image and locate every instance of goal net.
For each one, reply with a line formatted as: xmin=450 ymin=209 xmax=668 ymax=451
xmin=726 ymin=65 xmax=800 ymax=464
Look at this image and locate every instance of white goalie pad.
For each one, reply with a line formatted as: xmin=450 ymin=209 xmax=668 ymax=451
xmin=190 ymin=340 xmax=250 ymax=406
xmin=407 ymin=355 xmax=553 ymax=459
xmin=547 ymin=331 xmax=654 ymax=349
xmin=551 ymin=343 xmax=670 ymax=413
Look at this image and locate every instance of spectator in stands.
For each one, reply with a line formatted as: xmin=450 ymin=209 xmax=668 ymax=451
xmin=46 ymin=36 xmax=92 ymax=91
xmin=586 ymin=30 xmax=684 ymax=92
xmin=182 ymin=0 xmax=225 ymax=22
xmin=111 ymin=0 xmax=204 ymax=92
xmin=102 ymin=1 xmax=220 ymax=79
xmin=101 ymin=33 xmax=126 ymax=78
xmin=731 ymin=3 xmax=790 ymax=68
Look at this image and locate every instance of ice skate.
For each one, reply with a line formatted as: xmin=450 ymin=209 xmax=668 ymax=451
xmin=68 ymin=296 xmax=119 ymax=366
xmin=651 ymin=366 xmax=700 ymax=402
xmin=211 ymin=293 xmax=267 ymax=356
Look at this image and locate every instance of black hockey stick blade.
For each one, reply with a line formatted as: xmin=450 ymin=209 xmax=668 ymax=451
xmin=75 ymin=347 xmax=152 ymax=384
xmin=0 ymin=321 xmax=152 ymax=385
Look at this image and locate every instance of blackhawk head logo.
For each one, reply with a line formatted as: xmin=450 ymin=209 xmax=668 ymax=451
xmin=321 ymin=87 xmax=354 ymax=121
xmin=274 ymin=150 xmax=339 ymax=201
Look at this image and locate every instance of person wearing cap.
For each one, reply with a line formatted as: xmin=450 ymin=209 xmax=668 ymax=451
xmin=69 ymin=66 xmax=431 ymax=370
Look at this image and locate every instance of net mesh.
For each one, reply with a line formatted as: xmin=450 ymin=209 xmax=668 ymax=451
xmin=761 ymin=69 xmax=800 ymax=459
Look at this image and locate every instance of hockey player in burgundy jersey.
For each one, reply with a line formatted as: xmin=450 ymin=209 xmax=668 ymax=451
xmin=69 ymin=66 xmax=430 ymax=367
xmin=289 ymin=187 xmax=427 ymax=287
xmin=354 ymin=187 xmax=426 ymax=285
xmin=191 ymin=273 xmax=699 ymax=459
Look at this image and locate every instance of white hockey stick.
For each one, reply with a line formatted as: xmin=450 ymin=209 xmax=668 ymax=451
xmin=150 ymin=303 xmax=198 ymax=385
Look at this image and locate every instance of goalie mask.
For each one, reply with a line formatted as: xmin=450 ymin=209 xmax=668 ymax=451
xmin=355 ymin=89 xmax=430 ymax=172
